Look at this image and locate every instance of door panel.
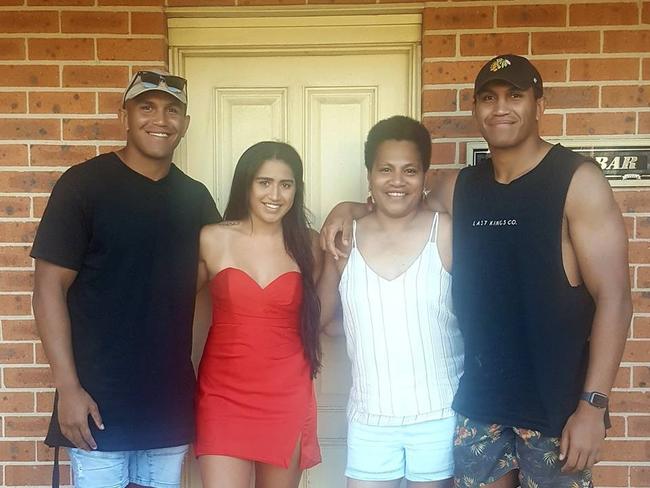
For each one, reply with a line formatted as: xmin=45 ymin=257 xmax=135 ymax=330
xmin=172 ymin=13 xmax=420 ymax=486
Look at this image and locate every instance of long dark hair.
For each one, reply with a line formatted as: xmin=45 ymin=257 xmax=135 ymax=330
xmin=224 ymin=141 xmax=321 ymax=377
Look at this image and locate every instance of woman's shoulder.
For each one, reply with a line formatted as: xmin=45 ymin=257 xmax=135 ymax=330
xmin=200 ymin=220 xmax=247 ymax=244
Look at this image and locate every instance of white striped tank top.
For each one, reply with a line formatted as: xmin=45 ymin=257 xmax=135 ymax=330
xmin=339 ymin=212 xmax=464 ymax=426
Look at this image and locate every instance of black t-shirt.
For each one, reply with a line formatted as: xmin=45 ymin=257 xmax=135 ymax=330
xmin=31 ymin=152 xmax=221 ymax=450
xmin=451 ymin=144 xmax=596 ymax=437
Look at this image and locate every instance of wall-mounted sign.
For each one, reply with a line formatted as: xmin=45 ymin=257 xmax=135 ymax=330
xmin=466 ymin=139 xmax=650 ymax=187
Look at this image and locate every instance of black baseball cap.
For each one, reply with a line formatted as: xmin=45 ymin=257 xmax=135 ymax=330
xmin=474 ymin=54 xmax=543 ymax=98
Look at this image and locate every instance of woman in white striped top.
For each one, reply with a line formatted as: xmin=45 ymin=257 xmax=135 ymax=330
xmin=318 ymin=116 xmax=464 ymax=488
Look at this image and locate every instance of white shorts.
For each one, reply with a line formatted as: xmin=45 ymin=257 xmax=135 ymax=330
xmin=346 ymin=416 xmax=456 ymax=482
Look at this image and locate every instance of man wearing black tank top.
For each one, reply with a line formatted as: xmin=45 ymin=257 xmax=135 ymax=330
xmin=320 ymin=55 xmax=632 ymax=488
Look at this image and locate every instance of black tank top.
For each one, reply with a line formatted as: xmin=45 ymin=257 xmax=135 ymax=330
xmin=452 ymin=144 xmax=596 ymax=436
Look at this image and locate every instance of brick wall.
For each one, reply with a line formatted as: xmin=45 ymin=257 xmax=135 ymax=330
xmin=0 ymin=1 xmax=647 ymax=487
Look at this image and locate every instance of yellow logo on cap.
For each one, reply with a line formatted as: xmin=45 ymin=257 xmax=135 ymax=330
xmin=490 ymin=58 xmax=512 ymax=72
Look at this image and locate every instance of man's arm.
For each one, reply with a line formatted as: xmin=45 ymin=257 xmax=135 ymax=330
xmin=33 ymin=259 xmax=103 ymax=451
xmin=559 ymin=162 xmax=632 ymax=473
xmin=319 ymin=202 xmax=370 ymax=259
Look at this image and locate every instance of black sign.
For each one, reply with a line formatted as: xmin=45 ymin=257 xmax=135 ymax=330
xmin=472 ymin=145 xmax=650 ymax=182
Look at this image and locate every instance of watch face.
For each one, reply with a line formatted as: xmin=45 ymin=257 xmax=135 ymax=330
xmin=591 ymin=392 xmax=608 ymax=408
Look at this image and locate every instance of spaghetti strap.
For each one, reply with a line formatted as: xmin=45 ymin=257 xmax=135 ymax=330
xmin=351 ymin=220 xmax=358 ymax=248
xmin=429 ymin=212 xmax=439 ymax=243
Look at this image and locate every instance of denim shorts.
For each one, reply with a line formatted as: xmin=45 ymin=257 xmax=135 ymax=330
xmin=454 ymin=415 xmax=593 ymax=488
xmin=67 ymin=444 xmax=189 ymax=488
xmin=346 ymin=416 xmax=456 ymax=482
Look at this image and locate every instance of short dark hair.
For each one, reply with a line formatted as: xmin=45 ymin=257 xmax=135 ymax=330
xmin=364 ymin=116 xmax=431 ymax=172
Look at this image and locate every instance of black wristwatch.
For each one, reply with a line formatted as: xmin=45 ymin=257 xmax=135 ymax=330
xmin=581 ymin=391 xmax=609 ymax=409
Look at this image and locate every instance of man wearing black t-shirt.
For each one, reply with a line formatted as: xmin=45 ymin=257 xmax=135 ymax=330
xmin=321 ymin=55 xmax=631 ymax=488
xmin=32 ymin=71 xmax=220 ymax=488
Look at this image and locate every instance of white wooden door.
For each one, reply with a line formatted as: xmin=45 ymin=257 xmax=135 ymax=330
xmin=169 ymin=10 xmax=421 ymax=487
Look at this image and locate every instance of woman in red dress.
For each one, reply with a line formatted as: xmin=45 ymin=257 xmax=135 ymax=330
xmin=195 ymin=141 xmax=322 ymax=488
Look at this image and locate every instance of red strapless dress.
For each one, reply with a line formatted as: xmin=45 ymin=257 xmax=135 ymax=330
xmin=195 ymin=267 xmax=321 ymax=469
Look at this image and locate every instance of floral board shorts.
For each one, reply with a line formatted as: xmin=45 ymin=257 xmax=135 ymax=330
xmin=453 ymin=415 xmax=593 ymax=488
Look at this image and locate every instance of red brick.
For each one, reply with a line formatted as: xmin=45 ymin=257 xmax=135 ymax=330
xmin=422 ymin=35 xmax=455 ymax=58
xmin=99 ymin=144 xmax=123 ymax=154
xmin=0 ymin=247 xmax=31 ymax=268
xmin=0 ymin=39 xmax=25 ymax=60
xmin=641 ymin=112 xmax=650 ymax=134
xmin=0 ymin=0 xmax=23 ymax=4
xmin=33 ymin=196 xmax=48 ymax=218
xmin=430 ymin=143 xmax=456 ymax=165
xmin=571 ymin=58 xmax=639 ymax=81
xmin=36 ymin=393 xmax=55 ymax=418
xmin=101 ymin=0 xmax=163 ymax=4
xmin=422 ymin=90 xmax=456 ymax=112
xmin=645 ymin=2 xmax=650 ymax=24
xmin=532 ymin=31 xmax=599 ymax=55
xmin=167 ymin=0 xmax=234 ymax=4
xmin=459 ymin=88 xmax=474 ymax=111
xmin=37 ymin=441 xmax=69 ymax=461
xmin=0 ymin=92 xmax=26 ymax=113
xmin=460 ymin=33 xmax=528 ymax=57
xmin=63 ymin=118 xmax=124 ymax=141
xmin=30 ymin=144 xmax=95 ymax=166
xmin=5 ymin=464 xmax=70 ymax=486
xmin=629 ymin=416 xmax=650 ymax=437
xmin=0 ymin=119 xmax=60 ymax=140
xmin=0 ymin=145 xmax=28 ymax=165
xmin=0 ymin=222 xmax=38 ymax=243
xmin=0 ymin=65 xmax=59 ymax=87
xmin=644 ymin=59 xmax=650 ymax=80
xmin=29 ymin=0 xmax=93 ymax=4
xmin=0 ymin=343 xmax=33 ymax=364
xmin=239 ymin=0 xmax=303 ymax=5
xmin=131 ymin=11 xmax=166 ymax=35
xmin=497 ymin=4 xmax=566 ymax=28
xmin=567 ymin=112 xmax=635 ymax=136
xmin=0 ymin=196 xmax=30 ymax=217
xmin=62 ymin=11 xmax=128 ymax=34
xmin=0 ymin=270 xmax=33 ymax=291
xmin=4 ymin=368 xmax=53 ymax=388
xmin=308 ymin=0 xmax=374 ymax=4
xmin=592 ymin=465 xmax=628 ymax=487
xmin=623 ymin=216 xmax=634 ymax=238
xmin=608 ymin=414 xmax=626 ymax=437
xmin=618 ymin=190 xmax=650 ymax=213
xmin=0 ymin=393 xmax=34 ymax=414
xmin=423 ymin=61 xmax=484 ymax=85
xmin=0 ymin=171 xmax=60 ymax=192
xmin=34 ymin=342 xmax=48 ymax=364
xmin=631 ymin=466 xmax=650 ymax=486
xmin=634 ymin=316 xmax=650 ymax=338
xmin=0 ymin=11 xmax=58 ymax=33
xmin=605 ymin=30 xmax=650 ymax=53
xmin=603 ymin=85 xmax=650 ymax=107
xmin=613 ymin=366 xmax=631 ymax=388
xmin=636 ymin=218 xmax=650 ymax=239
xmin=601 ymin=439 xmax=650 ymax=461
xmin=98 ymin=92 xmax=123 ymax=114
xmin=0 ymin=441 xmax=35 ymax=462
xmin=2 ymin=320 xmax=38 ymax=341
xmin=532 ymin=59 xmax=567 ymax=82
xmin=610 ymin=390 xmax=650 ymax=413
xmin=622 ymin=339 xmax=650 ymax=362
xmin=633 ymin=365 xmax=650 ymax=387
xmin=423 ymin=7 xmax=493 ymax=30
xmin=543 ymin=86 xmax=598 ymax=109
xmin=539 ymin=113 xmax=562 ymax=137
xmin=28 ymin=38 xmax=94 ymax=61
xmin=633 ymin=290 xmax=650 ymax=311
xmin=570 ymin=2 xmax=639 ymax=26
xmin=4 ymin=416 xmax=50 ymax=437
xmin=97 ymin=38 xmax=166 ymax=62
xmin=29 ymin=91 xmax=94 ymax=115
xmin=422 ymin=115 xmax=479 ymax=138
xmin=63 ymin=65 xmax=129 ymax=88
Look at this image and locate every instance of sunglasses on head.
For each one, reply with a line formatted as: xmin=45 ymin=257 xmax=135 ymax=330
xmin=127 ymin=71 xmax=187 ymax=94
